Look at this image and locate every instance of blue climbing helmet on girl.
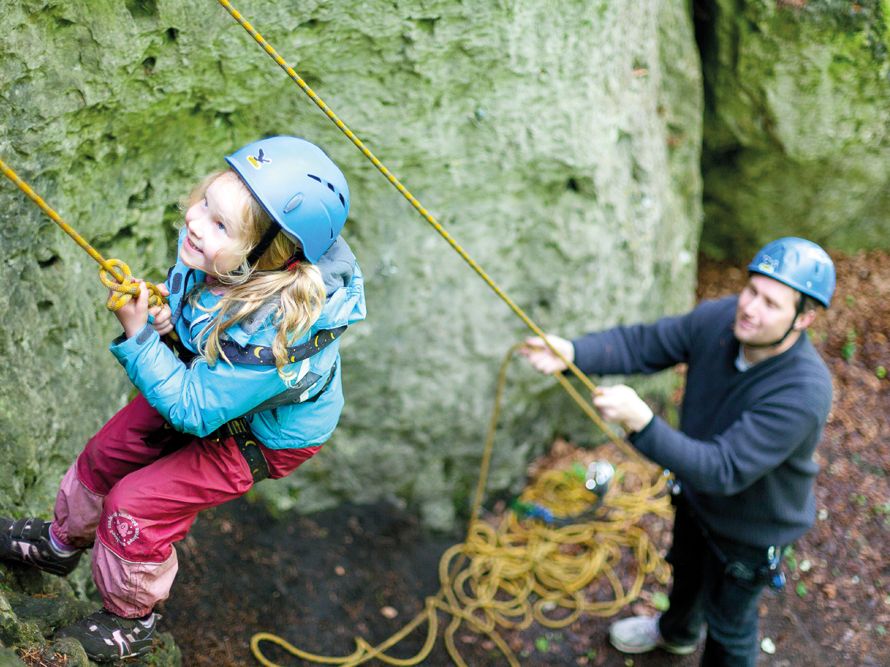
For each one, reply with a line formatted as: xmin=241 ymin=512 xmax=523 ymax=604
xmin=225 ymin=135 xmax=350 ymax=264
xmin=748 ymin=237 xmax=836 ymax=308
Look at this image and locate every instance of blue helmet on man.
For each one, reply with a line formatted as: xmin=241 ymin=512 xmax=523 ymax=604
xmin=226 ymin=135 xmax=350 ymax=264
xmin=748 ymin=237 xmax=835 ymax=308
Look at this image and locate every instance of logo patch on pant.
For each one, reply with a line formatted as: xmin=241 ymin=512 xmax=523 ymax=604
xmin=107 ymin=512 xmax=140 ymax=547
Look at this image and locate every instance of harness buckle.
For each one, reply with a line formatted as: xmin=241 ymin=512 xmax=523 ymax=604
xmin=213 ymin=418 xmax=270 ymax=483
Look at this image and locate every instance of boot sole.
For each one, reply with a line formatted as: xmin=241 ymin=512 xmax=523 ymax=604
xmin=610 ymin=637 xmax=698 ymax=656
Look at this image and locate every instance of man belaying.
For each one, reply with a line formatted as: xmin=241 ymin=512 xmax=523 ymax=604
xmin=520 ymin=237 xmax=835 ymax=666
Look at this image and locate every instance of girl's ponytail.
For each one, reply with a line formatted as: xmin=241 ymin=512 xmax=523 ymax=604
xmin=197 ymin=263 xmax=326 ymax=382
xmin=270 ymin=262 xmax=326 ymax=381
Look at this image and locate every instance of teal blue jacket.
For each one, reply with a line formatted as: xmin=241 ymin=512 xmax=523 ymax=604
xmin=110 ymin=232 xmax=366 ymax=449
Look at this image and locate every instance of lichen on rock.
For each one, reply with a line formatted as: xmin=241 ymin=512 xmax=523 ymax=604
xmin=696 ymin=0 xmax=890 ymax=259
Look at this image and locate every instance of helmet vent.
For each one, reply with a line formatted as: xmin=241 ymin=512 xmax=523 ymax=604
xmin=283 ymin=193 xmax=304 ymax=214
xmin=307 ymin=173 xmax=347 ymax=209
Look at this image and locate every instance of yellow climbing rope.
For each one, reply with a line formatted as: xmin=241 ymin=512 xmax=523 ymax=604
xmin=0 ymin=157 xmax=165 ymax=311
xmin=2 ymin=5 xmax=675 ymax=662
xmin=213 ymin=2 xmax=678 ymax=664
xmin=249 ymin=347 xmax=672 ymax=667
xmin=215 ymin=0 xmax=624 ymax=444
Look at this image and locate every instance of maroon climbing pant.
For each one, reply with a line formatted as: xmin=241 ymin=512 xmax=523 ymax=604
xmin=51 ymin=394 xmax=320 ymax=617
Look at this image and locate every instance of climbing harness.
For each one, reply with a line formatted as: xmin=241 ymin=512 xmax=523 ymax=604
xmin=218 ymin=325 xmax=346 ymax=367
xmin=245 ymin=360 xmax=338 ymax=417
xmin=209 ymin=417 xmax=270 ymax=484
xmin=0 ymin=158 xmax=165 ymax=312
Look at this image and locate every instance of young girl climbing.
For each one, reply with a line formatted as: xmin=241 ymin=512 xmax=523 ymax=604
xmin=0 ymin=136 xmax=366 ymax=661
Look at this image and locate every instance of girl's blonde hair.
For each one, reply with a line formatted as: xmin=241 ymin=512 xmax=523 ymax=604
xmin=184 ymin=171 xmax=327 ymax=382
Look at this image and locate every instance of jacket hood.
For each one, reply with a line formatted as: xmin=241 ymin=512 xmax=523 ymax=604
xmin=315 ymin=239 xmax=365 ymax=331
xmin=317 ymin=236 xmax=357 ymax=296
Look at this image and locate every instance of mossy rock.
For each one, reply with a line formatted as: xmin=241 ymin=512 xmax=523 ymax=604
xmin=1 ymin=0 xmax=702 ymax=532
xmin=697 ymin=0 xmax=890 ymax=259
xmin=0 ymin=646 xmax=24 ymax=667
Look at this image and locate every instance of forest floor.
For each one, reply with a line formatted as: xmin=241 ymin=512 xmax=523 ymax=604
xmin=162 ymin=251 xmax=889 ymax=667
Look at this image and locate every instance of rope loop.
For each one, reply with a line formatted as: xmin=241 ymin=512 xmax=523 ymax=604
xmin=98 ymin=258 xmax=164 ymax=312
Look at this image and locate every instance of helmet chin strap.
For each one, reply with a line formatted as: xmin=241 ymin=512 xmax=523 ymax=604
xmin=244 ymin=224 xmax=306 ymax=272
xmin=246 ymin=222 xmax=282 ymax=267
xmin=742 ymin=295 xmax=806 ymax=350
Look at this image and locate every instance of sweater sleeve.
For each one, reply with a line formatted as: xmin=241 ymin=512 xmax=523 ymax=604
xmin=109 ymin=324 xmax=290 ymax=437
xmin=629 ymin=387 xmax=828 ymax=496
xmin=571 ymin=309 xmax=696 ymax=377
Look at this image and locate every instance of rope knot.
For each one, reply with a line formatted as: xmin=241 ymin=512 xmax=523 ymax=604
xmin=99 ymin=258 xmax=165 ymax=311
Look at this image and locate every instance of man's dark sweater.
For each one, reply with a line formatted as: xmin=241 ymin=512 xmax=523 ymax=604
xmin=572 ymin=296 xmax=832 ymax=548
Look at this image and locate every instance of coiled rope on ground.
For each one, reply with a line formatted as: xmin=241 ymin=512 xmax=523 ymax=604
xmin=250 ymin=347 xmax=672 ymax=667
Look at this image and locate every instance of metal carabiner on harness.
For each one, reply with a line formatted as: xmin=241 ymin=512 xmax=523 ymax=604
xmin=766 ymin=545 xmax=786 ymax=590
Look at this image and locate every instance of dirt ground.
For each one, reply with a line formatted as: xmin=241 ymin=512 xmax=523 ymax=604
xmin=162 ymin=251 xmax=889 ymax=666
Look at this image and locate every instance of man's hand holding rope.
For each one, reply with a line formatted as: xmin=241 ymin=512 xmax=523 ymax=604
xmin=593 ymin=385 xmax=654 ymax=434
xmin=521 ymin=336 xmax=655 ymax=433
xmin=519 ymin=334 xmax=575 ymax=374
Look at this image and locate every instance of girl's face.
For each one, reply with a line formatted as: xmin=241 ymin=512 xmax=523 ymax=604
xmin=181 ymin=173 xmax=250 ymax=276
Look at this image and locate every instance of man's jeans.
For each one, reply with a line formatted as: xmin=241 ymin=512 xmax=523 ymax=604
xmin=659 ymin=495 xmax=778 ymax=667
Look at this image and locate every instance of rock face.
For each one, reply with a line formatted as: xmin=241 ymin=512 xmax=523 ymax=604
xmin=696 ymin=0 xmax=890 ymax=259
xmin=0 ymin=0 xmax=702 ymax=542
xmin=0 ymin=566 xmax=180 ymax=665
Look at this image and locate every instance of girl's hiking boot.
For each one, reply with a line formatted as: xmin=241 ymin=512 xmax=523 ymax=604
xmin=0 ymin=517 xmax=83 ymax=576
xmin=56 ymin=608 xmax=161 ymax=662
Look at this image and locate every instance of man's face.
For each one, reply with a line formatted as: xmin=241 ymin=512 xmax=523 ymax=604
xmin=734 ymin=274 xmax=801 ymax=345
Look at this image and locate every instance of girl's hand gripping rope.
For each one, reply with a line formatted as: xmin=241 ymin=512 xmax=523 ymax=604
xmin=111 ymin=279 xmax=152 ymax=339
xmin=148 ymin=283 xmax=173 ymax=336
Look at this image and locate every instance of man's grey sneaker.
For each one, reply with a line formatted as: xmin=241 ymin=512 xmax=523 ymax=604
xmin=609 ymin=615 xmax=698 ymax=655
xmin=0 ymin=517 xmax=83 ymax=576
xmin=56 ymin=608 xmax=161 ymax=662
